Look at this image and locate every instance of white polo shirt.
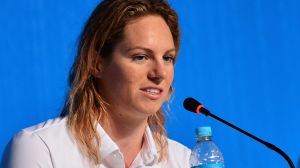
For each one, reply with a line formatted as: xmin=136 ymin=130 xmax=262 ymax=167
xmin=3 ymin=117 xmax=191 ymax=168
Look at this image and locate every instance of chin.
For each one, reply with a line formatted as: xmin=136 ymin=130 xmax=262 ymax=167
xmin=146 ymin=107 xmax=163 ymax=116
xmin=135 ymin=106 xmax=161 ymax=116
xmin=133 ymin=99 xmax=166 ymax=116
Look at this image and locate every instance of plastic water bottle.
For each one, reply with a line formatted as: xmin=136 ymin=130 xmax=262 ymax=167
xmin=190 ymin=126 xmax=224 ymax=168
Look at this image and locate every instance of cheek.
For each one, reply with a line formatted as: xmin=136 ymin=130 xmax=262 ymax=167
xmin=103 ymin=63 xmax=137 ymax=91
xmin=166 ymin=68 xmax=174 ymax=85
xmin=163 ymin=68 xmax=174 ymax=98
xmin=101 ymin=64 xmax=125 ymax=92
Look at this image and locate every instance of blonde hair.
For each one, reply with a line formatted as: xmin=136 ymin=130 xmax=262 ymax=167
xmin=61 ymin=0 xmax=180 ymax=165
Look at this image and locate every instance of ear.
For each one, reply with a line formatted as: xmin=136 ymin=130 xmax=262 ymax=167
xmin=91 ymin=56 xmax=103 ymax=78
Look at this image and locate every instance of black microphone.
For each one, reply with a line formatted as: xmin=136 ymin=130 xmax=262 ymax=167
xmin=183 ymin=97 xmax=295 ymax=168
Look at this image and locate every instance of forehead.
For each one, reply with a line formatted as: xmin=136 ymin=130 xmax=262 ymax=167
xmin=120 ymin=15 xmax=175 ymax=50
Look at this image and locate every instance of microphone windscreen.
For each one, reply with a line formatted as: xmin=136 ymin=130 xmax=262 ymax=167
xmin=183 ymin=97 xmax=201 ymax=112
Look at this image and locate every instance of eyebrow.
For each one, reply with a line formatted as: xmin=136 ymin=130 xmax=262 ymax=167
xmin=125 ymin=46 xmax=176 ymax=55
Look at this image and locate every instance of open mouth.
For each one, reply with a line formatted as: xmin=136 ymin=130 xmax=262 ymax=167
xmin=141 ymin=87 xmax=163 ymax=99
xmin=145 ymin=88 xmax=161 ymax=94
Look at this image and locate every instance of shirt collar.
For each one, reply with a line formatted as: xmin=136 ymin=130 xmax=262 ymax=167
xmin=96 ymin=124 xmax=120 ymax=160
xmin=139 ymin=126 xmax=159 ymax=165
xmin=96 ymin=124 xmax=159 ymax=165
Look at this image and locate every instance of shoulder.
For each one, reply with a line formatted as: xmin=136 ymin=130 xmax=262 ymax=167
xmin=12 ymin=116 xmax=69 ymax=147
xmin=165 ymin=138 xmax=191 ymax=167
xmin=1 ymin=117 xmax=80 ymax=168
xmin=20 ymin=117 xmax=68 ymax=136
xmin=12 ymin=117 xmax=71 ymax=148
xmin=167 ymin=138 xmax=191 ymax=156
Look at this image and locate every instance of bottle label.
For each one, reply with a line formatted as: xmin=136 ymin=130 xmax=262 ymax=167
xmin=191 ymin=163 xmax=224 ymax=168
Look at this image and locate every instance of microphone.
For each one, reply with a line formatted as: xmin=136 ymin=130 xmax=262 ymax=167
xmin=183 ymin=97 xmax=295 ymax=168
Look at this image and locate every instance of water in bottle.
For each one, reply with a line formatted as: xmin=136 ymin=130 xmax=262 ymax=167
xmin=190 ymin=126 xmax=224 ymax=168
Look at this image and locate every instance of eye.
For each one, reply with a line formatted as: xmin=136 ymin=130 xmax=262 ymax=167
xmin=132 ymin=54 xmax=147 ymax=62
xmin=163 ymin=55 xmax=175 ymax=64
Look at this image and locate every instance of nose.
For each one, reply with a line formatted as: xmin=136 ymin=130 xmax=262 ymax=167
xmin=148 ymin=60 xmax=166 ymax=84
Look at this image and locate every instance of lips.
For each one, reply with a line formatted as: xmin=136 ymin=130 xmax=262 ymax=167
xmin=140 ymin=87 xmax=163 ymax=100
xmin=145 ymin=88 xmax=161 ymax=94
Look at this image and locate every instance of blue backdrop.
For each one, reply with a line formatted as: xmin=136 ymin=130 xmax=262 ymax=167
xmin=1 ymin=0 xmax=299 ymax=167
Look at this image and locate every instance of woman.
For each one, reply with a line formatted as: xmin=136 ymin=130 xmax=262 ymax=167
xmin=3 ymin=0 xmax=190 ymax=167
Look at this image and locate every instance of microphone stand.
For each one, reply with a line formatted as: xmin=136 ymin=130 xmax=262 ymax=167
xmin=200 ymin=108 xmax=295 ymax=168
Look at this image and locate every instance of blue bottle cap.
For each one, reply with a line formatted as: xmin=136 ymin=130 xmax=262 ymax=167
xmin=195 ymin=126 xmax=212 ymax=137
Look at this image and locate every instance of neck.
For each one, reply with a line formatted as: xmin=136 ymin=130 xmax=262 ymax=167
xmin=100 ymin=110 xmax=149 ymax=167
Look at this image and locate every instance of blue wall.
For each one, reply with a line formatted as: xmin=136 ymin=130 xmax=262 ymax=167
xmin=1 ymin=1 xmax=299 ymax=167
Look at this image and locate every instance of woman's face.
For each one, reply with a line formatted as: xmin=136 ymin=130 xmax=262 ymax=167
xmin=99 ymin=15 xmax=175 ymax=119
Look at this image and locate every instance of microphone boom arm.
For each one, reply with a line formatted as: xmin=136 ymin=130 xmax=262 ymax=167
xmin=201 ymin=108 xmax=295 ymax=168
